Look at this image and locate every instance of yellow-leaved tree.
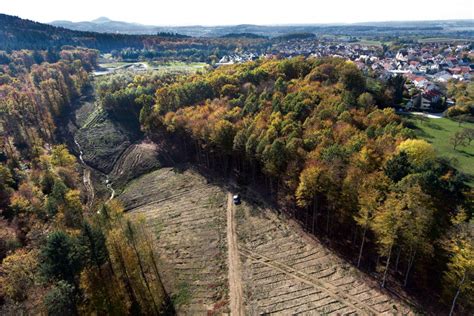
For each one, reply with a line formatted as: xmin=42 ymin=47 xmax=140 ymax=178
xmin=397 ymin=139 xmax=436 ymax=167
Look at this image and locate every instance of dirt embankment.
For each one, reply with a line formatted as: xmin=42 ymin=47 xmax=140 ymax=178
xmin=74 ymin=109 xmax=135 ymax=174
xmin=108 ymin=140 xmax=162 ymax=190
xmin=70 ymin=92 xmax=164 ymax=203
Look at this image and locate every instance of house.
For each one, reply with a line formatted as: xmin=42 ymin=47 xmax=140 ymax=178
xmin=413 ymin=76 xmax=429 ymax=88
xmin=433 ymin=71 xmax=452 ymax=83
xmin=413 ymin=89 xmax=443 ymax=111
xmin=396 ymin=50 xmax=408 ymax=62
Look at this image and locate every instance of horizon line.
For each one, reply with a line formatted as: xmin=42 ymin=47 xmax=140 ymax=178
xmin=3 ymin=12 xmax=472 ymax=28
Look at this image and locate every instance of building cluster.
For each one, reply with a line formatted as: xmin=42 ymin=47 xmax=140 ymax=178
xmin=217 ymin=39 xmax=473 ymax=112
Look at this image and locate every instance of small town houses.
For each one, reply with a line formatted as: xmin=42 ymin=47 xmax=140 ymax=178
xmin=216 ymin=39 xmax=472 ymax=113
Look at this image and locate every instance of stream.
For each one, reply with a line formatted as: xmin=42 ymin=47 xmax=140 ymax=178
xmin=74 ymin=137 xmax=115 ymax=204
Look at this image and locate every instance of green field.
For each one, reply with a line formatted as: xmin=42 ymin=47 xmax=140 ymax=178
xmin=405 ymin=115 xmax=474 ymax=185
xmin=417 ymin=37 xmax=472 ymax=43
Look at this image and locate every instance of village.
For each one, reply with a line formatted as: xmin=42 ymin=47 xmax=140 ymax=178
xmin=217 ymin=38 xmax=473 ymax=113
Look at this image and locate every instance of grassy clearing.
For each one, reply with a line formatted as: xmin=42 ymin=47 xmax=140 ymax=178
xmin=404 ymin=115 xmax=474 ymax=183
xmin=147 ymin=61 xmax=208 ymax=73
xmin=98 ymin=61 xmax=208 ymax=73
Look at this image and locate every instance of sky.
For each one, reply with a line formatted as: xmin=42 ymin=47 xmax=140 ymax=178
xmin=0 ymin=0 xmax=472 ymax=26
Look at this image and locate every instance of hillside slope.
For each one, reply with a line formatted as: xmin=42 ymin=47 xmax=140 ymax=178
xmin=119 ymin=166 xmax=415 ymax=315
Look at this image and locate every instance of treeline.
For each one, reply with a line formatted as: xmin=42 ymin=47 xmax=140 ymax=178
xmin=141 ymin=57 xmax=473 ymax=313
xmin=95 ymin=71 xmax=182 ymax=132
xmin=0 ymin=48 xmax=96 ymax=156
xmin=0 ymin=50 xmax=170 ymax=315
xmin=110 ymin=36 xmax=268 ymax=63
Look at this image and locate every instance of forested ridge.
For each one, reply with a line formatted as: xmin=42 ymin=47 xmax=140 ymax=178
xmin=0 ymin=14 xmax=268 ymax=63
xmin=135 ymin=57 xmax=473 ymax=313
xmin=0 ymin=50 xmax=171 ymax=315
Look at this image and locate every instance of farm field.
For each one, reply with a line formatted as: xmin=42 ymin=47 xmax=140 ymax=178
xmin=405 ymin=115 xmax=474 ymax=184
xmin=118 ymin=166 xmax=415 ymax=315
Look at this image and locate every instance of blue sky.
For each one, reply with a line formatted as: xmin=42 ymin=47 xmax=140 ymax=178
xmin=0 ymin=0 xmax=472 ymax=25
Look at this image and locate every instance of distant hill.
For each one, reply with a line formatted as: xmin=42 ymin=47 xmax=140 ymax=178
xmin=275 ymin=32 xmax=316 ymax=40
xmin=221 ymin=33 xmax=267 ymax=39
xmin=51 ymin=16 xmax=162 ymax=35
xmin=0 ymin=14 xmax=186 ymax=51
xmin=49 ymin=17 xmax=474 ymax=38
xmin=1 ymin=13 xmax=472 ymax=52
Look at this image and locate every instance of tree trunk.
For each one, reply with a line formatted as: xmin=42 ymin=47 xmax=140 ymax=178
xmin=326 ymin=206 xmax=331 ymax=235
xmin=449 ymin=271 xmax=466 ymax=316
xmin=382 ymin=243 xmax=393 ymax=288
xmin=352 ymin=225 xmax=358 ymax=246
xmin=142 ymin=226 xmax=167 ymax=303
xmin=305 ymin=207 xmax=309 ymax=231
xmin=404 ymin=248 xmax=416 ymax=287
xmin=357 ymin=224 xmax=367 ymax=268
xmin=126 ymin=223 xmax=160 ymax=315
xmin=111 ymin=238 xmax=142 ymax=314
xmin=395 ymin=246 xmax=402 ymax=273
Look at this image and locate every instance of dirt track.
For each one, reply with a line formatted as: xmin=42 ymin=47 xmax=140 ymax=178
xmin=226 ymin=193 xmax=244 ymax=316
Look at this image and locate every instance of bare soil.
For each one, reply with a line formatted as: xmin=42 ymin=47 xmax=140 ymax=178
xmin=108 ymin=140 xmax=162 ymax=190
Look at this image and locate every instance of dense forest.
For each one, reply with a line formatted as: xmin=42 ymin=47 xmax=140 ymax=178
xmin=129 ymin=57 xmax=472 ymax=313
xmin=0 ymin=49 xmax=171 ymax=315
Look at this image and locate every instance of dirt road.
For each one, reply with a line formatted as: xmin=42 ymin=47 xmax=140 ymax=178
xmin=226 ymin=193 xmax=244 ymax=316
